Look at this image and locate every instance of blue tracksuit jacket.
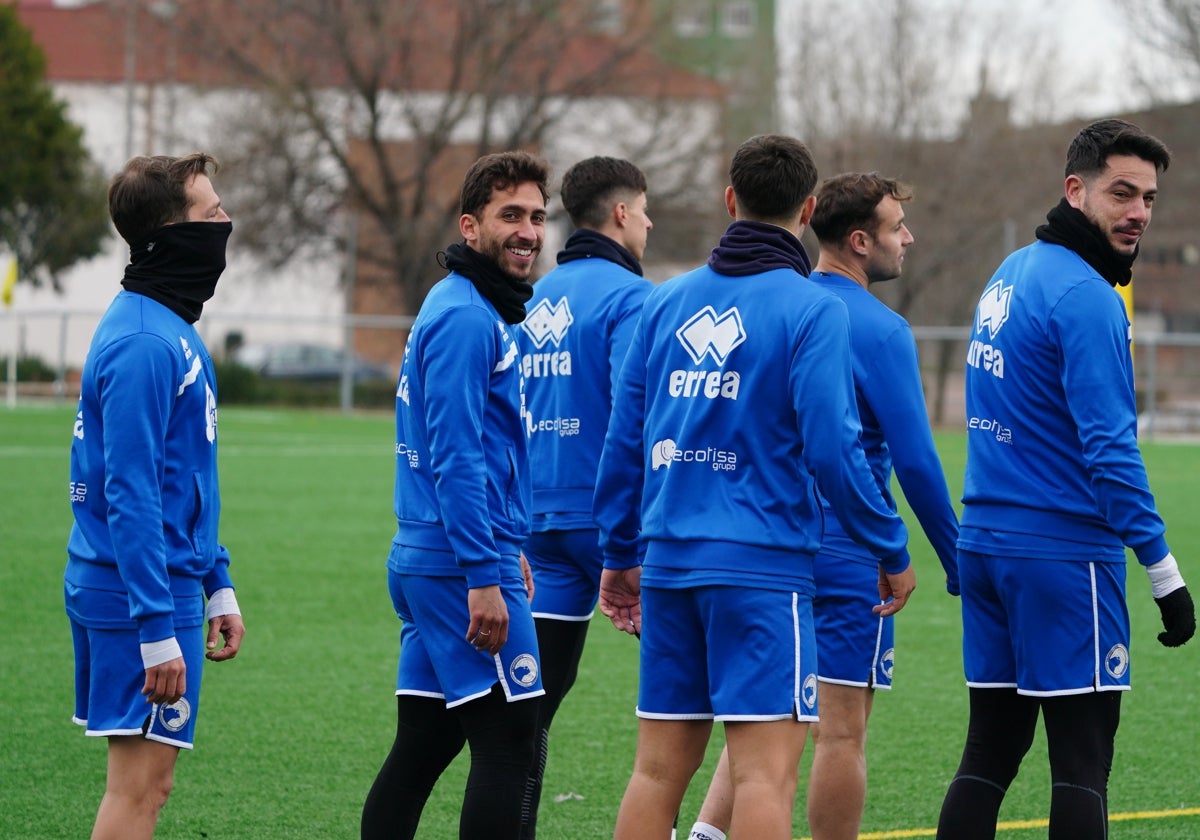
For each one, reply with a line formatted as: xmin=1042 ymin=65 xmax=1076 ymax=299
xmin=959 ymin=240 xmax=1169 ymax=565
xmin=595 ymin=258 xmax=910 ymax=592
xmin=391 ymin=272 xmax=530 ymax=588
xmin=810 ymin=271 xmax=960 ymax=591
xmin=519 ymin=249 xmax=651 ymax=531
xmin=66 ymin=291 xmax=232 ymax=644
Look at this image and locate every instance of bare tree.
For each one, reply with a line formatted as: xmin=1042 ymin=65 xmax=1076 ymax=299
xmin=1116 ymin=0 xmax=1200 ymax=101
xmin=139 ymin=0 xmax=727 ymax=318
xmin=778 ymin=0 xmax=1078 ymax=421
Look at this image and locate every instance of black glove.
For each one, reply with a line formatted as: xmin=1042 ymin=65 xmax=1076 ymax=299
xmin=1155 ymin=586 xmax=1196 ymax=647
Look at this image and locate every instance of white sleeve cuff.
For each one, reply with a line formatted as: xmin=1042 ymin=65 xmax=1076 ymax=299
xmin=206 ymin=587 xmax=241 ymax=620
xmin=140 ymin=637 xmax=183 ymax=669
xmin=1147 ymin=553 xmax=1187 ymax=599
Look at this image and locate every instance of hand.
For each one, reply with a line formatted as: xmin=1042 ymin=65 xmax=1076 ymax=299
xmin=520 ymin=553 xmax=535 ymax=603
xmin=467 ymin=584 xmax=509 ymax=655
xmin=206 ymin=612 xmax=246 ymax=662
xmin=1155 ymin=586 xmax=1195 ymax=647
xmin=142 ymin=657 xmax=186 ymax=705
xmin=874 ymin=563 xmax=916 ymax=616
xmin=599 ymin=567 xmax=642 ymax=635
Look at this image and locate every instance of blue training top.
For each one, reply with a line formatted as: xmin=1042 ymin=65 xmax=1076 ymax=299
xmin=595 ymin=229 xmax=910 ymax=593
xmin=391 ymin=272 xmax=531 ymax=588
xmin=810 ymin=271 xmax=960 ymax=592
xmin=66 ymin=290 xmax=232 ymax=644
xmin=960 ymin=239 xmax=1168 ymax=566
xmin=519 ymin=241 xmax=652 ymax=531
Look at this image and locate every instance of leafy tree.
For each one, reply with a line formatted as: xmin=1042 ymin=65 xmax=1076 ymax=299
xmin=0 ymin=4 xmax=110 ymax=293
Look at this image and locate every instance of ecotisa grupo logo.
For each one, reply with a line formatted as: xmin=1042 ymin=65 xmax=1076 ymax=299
xmin=651 ymin=438 xmax=737 ymax=472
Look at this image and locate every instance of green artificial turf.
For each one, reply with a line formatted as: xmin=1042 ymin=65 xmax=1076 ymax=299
xmin=1 ymin=407 xmax=1195 ymax=838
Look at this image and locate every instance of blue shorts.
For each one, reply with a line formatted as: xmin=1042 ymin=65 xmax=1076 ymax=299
xmin=70 ymin=619 xmax=205 ymax=749
xmin=389 ymin=552 xmax=544 ymax=708
xmin=525 ymin=529 xmax=602 ymax=621
xmin=813 ymin=554 xmax=893 ymax=689
xmin=959 ymin=550 xmax=1131 ymax=696
xmin=637 ymin=584 xmax=818 ymax=723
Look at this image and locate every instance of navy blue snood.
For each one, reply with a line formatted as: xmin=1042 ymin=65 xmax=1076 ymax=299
xmin=556 ymin=229 xmax=643 ymax=276
xmin=707 ymin=220 xmax=812 ymax=277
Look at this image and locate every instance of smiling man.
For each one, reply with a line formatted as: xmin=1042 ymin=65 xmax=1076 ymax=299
xmin=939 ymin=119 xmax=1195 ymax=838
xmin=363 ymin=151 xmax=550 ymax=840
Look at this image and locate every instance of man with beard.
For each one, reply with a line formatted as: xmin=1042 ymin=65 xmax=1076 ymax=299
xmin=687 ymin=172 xmax=959 ymax=840
xmin=362 ymin=151 xmax=550 ymax=840
xmin=515 ymin=156 xmax=654 ymax=838
xmin=937 ymin=119 xmax=1195 ymax=838
xmin=65 ymin=153 xmax=245 ymax=840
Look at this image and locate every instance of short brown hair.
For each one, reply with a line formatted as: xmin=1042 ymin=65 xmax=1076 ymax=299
xmin=460 ymin=151 xmax=551 ymax=218
xmin=729 ymin=135 xmax=819 ymax=223
xmin=811 ymin=172 xmax=912 ymax=245
xmin=560 ymin=156 xmax=647 ymax=229
xmin=108 ymin=153 xmax=219 ymax=246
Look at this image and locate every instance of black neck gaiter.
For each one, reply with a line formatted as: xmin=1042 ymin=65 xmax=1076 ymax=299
xmin=439 ymin=241 xmax=533 ymax=324
xmin=1035 ymin=198 xmax=1136 ymax=287
xmin=121 ymin=221 xmax=233 ymax=322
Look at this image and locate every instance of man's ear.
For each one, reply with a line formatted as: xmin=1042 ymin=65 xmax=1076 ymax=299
xmin=613 ymin=201 xmax=629 ymax=229
xmin=459 ymin=213 xmax=477 ymax=243
xmin=724 ymin=185 xmax=737 ymax=219
xmin=848 ymin=229 xmax=871 ymax=257
xmin=1064 ymin=174 xmax=1086 ymax=210
xmin=798 ymin=194 xmax=816 ymax=227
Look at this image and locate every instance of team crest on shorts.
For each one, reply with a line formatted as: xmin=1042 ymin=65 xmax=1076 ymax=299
xmin=880 ymin=648 xmax=895 ymax=681
xmin=801 ymin=673 xmax=818 ymax=711
xmin=509 ymin=653 xmax=539 ymax=687
xmin=158 ymin=698 xmax=191 ymax=732
xmin=1105 ymin=644 xmax=1129 ymax=679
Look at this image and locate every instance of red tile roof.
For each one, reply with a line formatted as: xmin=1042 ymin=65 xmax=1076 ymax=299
xmin=16 ymin=0 xmax=725 ymax=99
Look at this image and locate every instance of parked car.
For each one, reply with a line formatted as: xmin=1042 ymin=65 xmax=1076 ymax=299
xmin=232 ymin=342 xmax=393 ymax=382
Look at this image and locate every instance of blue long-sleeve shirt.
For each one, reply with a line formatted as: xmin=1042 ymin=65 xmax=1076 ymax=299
xmin=960 ymin=240 xmax=1168 ymax=565
xmin=595 ymin=257 xmax=910 ymax=593
xmin=810 ymin=271 xmax=959 ymax=592
xmin=391 ymin=272 xmax=530 ymax=588
xmin=66 ymin=290 xmax=233 ymax=644
xmin=519 ymin=244 xmax=651 ymax=530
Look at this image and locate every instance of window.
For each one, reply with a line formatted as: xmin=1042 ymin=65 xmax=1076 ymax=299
xmin=720 ymin=0 xmax=756 ymax=37
xmin=674 ymin=0 xmax=713 ymax=38
xmin=591 ymin=0 xmax=622 ymax=34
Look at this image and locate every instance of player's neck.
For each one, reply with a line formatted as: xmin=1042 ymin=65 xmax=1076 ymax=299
xmin=813 ymin=254 xmax=868 ymax=288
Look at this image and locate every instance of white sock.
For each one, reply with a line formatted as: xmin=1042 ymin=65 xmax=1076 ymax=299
xmin=688 ymin=822 xmax=728 ymax=840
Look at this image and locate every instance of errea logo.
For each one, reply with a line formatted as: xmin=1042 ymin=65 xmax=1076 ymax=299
xmin=975 ymin=279 xmax=1012 ymax=340
xmin=676 ymin=306 xmax=746 ymax=365
xmin=522 ymin=297 xmax=573 ymax=348
xmin=967 ymin=278 xmax=1011 ymax=380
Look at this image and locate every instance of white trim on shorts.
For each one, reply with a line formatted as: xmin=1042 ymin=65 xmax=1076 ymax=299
xmin=635 ymin=709 xmax=714 ymax=721
xmin=530 ymin=609 xmax=594 ymax=622
xmin=146 ymin=732 xmax=192 ymax=749
xmin=395 ymin=688 xmax=445 ymax=700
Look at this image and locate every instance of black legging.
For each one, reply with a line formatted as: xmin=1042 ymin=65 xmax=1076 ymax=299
xmin=362 ymin=684 xmax=540 ymax=840
xmin=519 ymin=617 xmax=590 ymax=840
xmin=937 ymin=687 xmax=1121 ymax=840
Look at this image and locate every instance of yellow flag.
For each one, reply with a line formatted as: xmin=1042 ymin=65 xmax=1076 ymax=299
xmin=1 ymin=256 xmax=15 ymax=307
